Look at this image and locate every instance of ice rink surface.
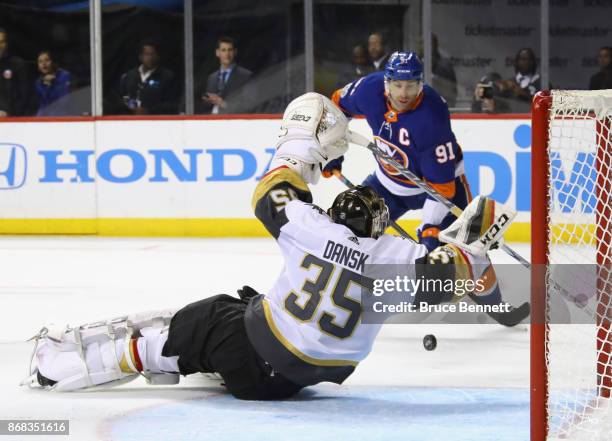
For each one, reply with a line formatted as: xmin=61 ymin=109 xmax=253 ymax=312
xmin=0 ymin=237 xmax=531 ymax=440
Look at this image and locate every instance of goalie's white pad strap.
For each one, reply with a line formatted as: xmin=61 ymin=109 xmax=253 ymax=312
xmin=45 ymin=324 xmax=68 ymax=342
xmin=439 ymin=195 xmax=516 ymax=256
xmin=72 ymin=327 xmax=94 ymax=387
xmin=268 ymin=155 xmax=321 ymax=185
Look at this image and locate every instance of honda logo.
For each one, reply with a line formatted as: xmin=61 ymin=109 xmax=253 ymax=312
xmin=0 ymin=143 xmax=27 ymax=190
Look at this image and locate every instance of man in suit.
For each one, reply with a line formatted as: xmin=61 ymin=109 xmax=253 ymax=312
xmin=336 ymin=44 xmax=373 ymax=88
xmin=367 ymin=32 xmax=391 ymax=71
xmin=197 ymin=36 xmax=254 ymax=114
xmin=118 ymin=40 xmax=178 ymax=115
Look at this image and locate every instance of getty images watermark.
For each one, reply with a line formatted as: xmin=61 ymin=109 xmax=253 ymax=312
xmin=369 ymin=272 xmax=513 ymax=315
xmin=360 ymin=264 xmax=603 ymax=325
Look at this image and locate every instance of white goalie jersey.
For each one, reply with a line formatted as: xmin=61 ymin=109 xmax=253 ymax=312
xmin=247 ymin=165 xmax=428 ymax=386
xmin=268 ymin=199 xmax=426 ymax=359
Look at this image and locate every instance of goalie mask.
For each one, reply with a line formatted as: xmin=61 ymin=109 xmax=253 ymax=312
xmin=328 ymin=186 xmax=389 ymax=239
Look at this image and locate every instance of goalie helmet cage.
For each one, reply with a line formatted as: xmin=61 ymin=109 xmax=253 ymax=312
xmin=531 ymin=90 xmax=612 ymax=441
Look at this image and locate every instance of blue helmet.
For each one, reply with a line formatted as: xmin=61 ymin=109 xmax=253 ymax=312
xmin=384 ymin=51 xmax=424 ymax=82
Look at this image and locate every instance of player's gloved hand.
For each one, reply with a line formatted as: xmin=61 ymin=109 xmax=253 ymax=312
xmin=418 ymin=224 xmax=441 ymax=252
xmin=322 ymin=156 xmax=344 ymax=178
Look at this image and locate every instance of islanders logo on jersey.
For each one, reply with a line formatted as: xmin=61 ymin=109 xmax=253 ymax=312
xmin=373 ymin=136 xmax=414 ymax=185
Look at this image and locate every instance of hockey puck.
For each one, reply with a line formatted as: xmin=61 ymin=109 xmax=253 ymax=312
xmin=574 ymin=293 xmax=588 ymax=309
xmin=423 ymin=334 xmax=437 ymax=351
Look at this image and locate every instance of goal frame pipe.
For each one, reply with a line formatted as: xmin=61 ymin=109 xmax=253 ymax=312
xmin=596 ymin=116 xmax=612 ymax=399
xmin=531 ymin=90 xmax=551 ymax=441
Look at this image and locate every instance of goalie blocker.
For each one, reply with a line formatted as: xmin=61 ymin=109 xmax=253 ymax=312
xmin=438 ymin=195 xmax=516 ymax=257
xmin=412 ymin=196 xmax=517 ymax=305
xmin=438 ymin=195 xmax=530 ymax=326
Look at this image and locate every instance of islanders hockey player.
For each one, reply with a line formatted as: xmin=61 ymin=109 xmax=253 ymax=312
xmin=325 ymin=51 xmax=529 ymax=325
xmin=326 ymin=51 xmax=467 ymax=253
xmin=22 ymin=92 xmax=516 ymax=400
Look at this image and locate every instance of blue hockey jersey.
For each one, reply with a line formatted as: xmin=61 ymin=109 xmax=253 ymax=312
xmin=332 ymin=72 xmax=464 ymax=198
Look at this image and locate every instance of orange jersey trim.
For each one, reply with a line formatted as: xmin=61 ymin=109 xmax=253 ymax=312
xmin=460 ymin=175 xmax=473 ymax=202
xmin=421 ymin=226 xmax=440 ymax=238
xmin=331 ymin=89 xmax=342 ymax=106
xmin=384 ymin=91 xmax=424 ymax=122
xmin=372 ymin=136 xmax=417 ymax=187
xmin=331 ymin=89 xmax=354 ymax=116
xmin=426 ymin=179 xmax=456 ymax=199
xmin=476 ymin=265 xmax=499 ymax=294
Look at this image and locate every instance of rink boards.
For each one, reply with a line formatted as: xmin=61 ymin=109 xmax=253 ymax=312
xmin=0 ymin=115 xmax=554 ymax=240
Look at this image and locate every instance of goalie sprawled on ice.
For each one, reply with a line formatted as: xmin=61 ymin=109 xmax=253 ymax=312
xmin=23 ymin=92 xmax=521 ymax=400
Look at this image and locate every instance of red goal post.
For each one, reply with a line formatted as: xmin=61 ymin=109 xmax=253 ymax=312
xmin=531 ymin=90 xmax=612 ymax=441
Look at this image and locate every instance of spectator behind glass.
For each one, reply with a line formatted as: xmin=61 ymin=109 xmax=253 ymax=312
xmin=499 ymin=48 xmax=541 ymax=104
xmin=430 ymin=34 xmax=457 ymax=108
xmin=589 ymin=47 xmax=612 ymax=90
xmin=337 ymin=44 xmax=373 ymax=87
xmin=367 ymin=32 xmax=390 ymax=71
xmin=35 ymin=50 xmax=72 ymax=116
xmin=0 ymin=27 xmax=31 ymax=116
xmin=118 ymin=40 xmax=178 ymax=115
xmin=196 ymin=36 xmax=254 ymax=114
xmin=471 ymin=72 xmax=510 ymax=114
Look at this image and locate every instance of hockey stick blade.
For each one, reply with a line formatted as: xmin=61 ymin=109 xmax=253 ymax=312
xmin=487 ymin=301 xmax=531 ymax=327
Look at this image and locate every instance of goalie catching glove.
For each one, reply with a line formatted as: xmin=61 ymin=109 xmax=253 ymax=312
xmin=270 ymin=92 xmax=349 ymax=184
xmin=438 ymin=195 xmax=516 ymax=256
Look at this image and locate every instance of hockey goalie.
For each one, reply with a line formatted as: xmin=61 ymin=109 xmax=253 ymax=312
xmin=22 ymin=92 xmax=519 ymax=400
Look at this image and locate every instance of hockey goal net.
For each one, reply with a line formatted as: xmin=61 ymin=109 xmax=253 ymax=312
xmin=531 ymin=90 xmax=612 ymax=441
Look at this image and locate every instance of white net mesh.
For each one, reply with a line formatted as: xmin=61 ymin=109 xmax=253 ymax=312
xmin=546 ymin=90 xmax=612 ymax=440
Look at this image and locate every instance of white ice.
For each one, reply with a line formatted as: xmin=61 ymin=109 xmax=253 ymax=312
xmin=0 ymin=237 xmax=532 ymax=440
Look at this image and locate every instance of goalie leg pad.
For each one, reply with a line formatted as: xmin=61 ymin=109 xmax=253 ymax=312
xmin=23 ymin=309 xmax=179 ymax=391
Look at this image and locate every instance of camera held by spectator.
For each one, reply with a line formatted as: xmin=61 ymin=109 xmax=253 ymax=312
xmin=472 ymin=73 xmax=509 ymax=114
